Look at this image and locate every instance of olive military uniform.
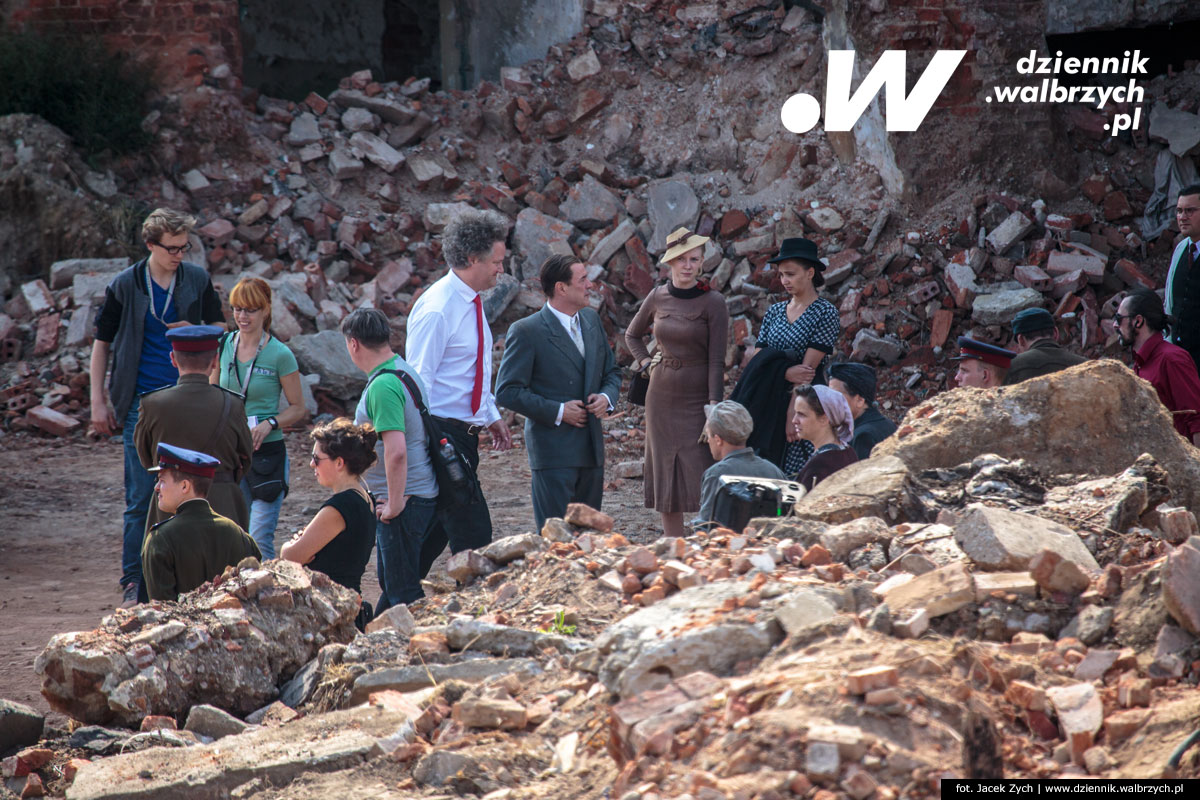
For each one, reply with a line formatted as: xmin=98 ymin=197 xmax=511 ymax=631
xmin=135 ymin=373 xmax=254 ymax=531
xmin=1003 ymin=339 xmax=1087 ymax=385
xmin=141 ymin=498 xmax=261 ymax=601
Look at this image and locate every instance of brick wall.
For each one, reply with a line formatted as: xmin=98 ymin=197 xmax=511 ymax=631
xmin=842 ymin=0 xmax=1069 ymax=196
xmin=6 ymin=0 xmax=242 ymax=84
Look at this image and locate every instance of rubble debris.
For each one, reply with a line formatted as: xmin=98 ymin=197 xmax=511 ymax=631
xmin=34 ymin=559 xmax=359 ymax=725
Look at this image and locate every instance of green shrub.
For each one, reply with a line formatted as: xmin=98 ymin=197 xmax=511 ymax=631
xmin=0 ymin=32 xmax=156 ymax=159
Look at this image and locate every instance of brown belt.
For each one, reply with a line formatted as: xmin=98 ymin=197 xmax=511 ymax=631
xmin=659 ymin=357 xmax=706 ymax=369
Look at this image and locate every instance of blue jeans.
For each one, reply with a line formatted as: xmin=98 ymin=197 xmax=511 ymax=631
xmin=122 ymin=404 xmax=156 ymax=588
xmin=239 ymin=458 xmax=289 ymax=560
xmin=375 ymin=495 xmax=439 ymax=614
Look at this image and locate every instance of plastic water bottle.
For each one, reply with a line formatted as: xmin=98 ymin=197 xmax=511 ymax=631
xmin=439 ymin=438 xmax=466 ymax=483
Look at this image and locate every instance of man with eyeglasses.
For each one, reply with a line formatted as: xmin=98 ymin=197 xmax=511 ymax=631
xmin=1116 ymin=288 xmax=1200 ymax=445
xmin=1164 ymin=184 xmax=1200 ymax=370
xmin=89 ymin=208 xmax=224 ymax=608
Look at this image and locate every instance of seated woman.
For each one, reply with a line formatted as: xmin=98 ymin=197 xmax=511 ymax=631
xmin=791 ymin=384 xmax=858 ymax=492
xmin=281 ymin=418 xmax=378 ymax=628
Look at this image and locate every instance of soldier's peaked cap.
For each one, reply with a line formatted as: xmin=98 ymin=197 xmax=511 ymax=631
xmin=149 ymin=443 xmax=220 ymax=478
xmin=953 ymin=336 xmax=1015 ymax=368
xmin=166 ymin=324 xmax=224 ymax=352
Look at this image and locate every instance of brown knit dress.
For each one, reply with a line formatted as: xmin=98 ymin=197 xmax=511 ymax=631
xmin=625 ymin=283 xmax=730 ymax=513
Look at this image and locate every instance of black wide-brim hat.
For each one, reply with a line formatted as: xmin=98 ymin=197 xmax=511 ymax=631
xmin=767 ymin=237 xmax=823 ymax=270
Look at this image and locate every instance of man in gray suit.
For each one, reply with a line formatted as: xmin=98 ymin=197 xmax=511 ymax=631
xmin=496 ymin=255 xmax=622 ymax=530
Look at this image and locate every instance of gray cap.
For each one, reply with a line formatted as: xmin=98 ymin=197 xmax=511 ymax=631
xmin=703 ymin=400 xmax=754 ymax=445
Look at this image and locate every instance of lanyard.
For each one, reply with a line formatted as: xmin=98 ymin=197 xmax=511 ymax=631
xmin=228 ymin=331 xmax=268 ymax=398
xmin=144 ymin=265 xmax=176 ymax=326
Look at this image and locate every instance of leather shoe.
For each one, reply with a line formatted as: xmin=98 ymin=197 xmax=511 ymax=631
xmin=119 ymin=583 xmax=139 ymax=609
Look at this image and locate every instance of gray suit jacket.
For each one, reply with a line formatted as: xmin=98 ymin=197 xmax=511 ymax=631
xmin=496 ymin=304 xmax=621 ymax=470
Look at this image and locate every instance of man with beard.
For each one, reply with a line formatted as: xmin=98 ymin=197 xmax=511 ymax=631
xmin=1117 ymin=288 xmax=1200 ymax=445
xmin=1164 ymin=184 xmax=1200 ymax=370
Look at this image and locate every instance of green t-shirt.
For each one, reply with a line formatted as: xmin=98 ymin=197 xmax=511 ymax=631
xmin=217 ymin=333 xmax=299 ymax=444
xmin=365 ymin=355 xmax=408 ymax=433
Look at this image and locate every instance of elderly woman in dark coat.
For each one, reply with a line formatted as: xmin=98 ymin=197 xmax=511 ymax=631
xmin=625 ymin=227 xmax=730 ymax=538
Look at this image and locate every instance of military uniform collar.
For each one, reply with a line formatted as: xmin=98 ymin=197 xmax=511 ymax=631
xmin=175 ymin=498 xmax=212 ymax=515
xmin=177 ymin=373 xmax=211 ymax=385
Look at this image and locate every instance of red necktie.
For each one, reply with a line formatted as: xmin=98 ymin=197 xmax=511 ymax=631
xmin=471 ymin=294 xmax=483 ymax=414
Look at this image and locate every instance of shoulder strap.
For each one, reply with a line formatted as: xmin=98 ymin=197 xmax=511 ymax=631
xmin=201 ymin=389 xmax=233 ymax=457
xmin=367 ymin=367 xmax=429 ymax=414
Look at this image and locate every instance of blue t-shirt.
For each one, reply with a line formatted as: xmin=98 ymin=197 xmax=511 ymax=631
xmin=135 ymin=279 xmax=180 ymax=395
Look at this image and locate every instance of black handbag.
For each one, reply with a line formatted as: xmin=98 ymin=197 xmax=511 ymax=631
xmin=626 ymin=352 xmax=661 ymax=407
xmin=248 ymin=439 xmax=289 ymax=503
xmin=367 ymin=368 xmax=482 ymax=510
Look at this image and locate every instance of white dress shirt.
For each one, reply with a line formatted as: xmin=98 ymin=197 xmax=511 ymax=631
xmin=406 ymin=269 xmax=500 ymax=426
xmin=544 ymin=302 xmax=615 ymax=426
xmin=546 ymin=303 xmax=580 ymax=427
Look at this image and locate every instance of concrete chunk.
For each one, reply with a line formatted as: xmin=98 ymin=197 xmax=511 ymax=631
xmin=954 ymin=504 xmax=1099 ymax=572
xmin=66 ymin=705 xmax=406 ymax=800
xmin=1163 ymin=536 xmax=1200 ymax=636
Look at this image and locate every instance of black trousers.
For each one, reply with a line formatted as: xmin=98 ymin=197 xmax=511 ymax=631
xmin=531 ymin=465 xmax=604 ymax=532
xmin=418 ymin=422 xmax=492 ymax=576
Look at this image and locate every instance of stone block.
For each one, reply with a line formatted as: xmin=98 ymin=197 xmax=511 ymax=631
xmin=971 ymin=288 xmax=1045 ymax=325
xmin=479 ymin=532 xmax=546 ymax=565
xmin=564 ymin=503 xmax=614 ymax=532
xmin=49 ymin=258 xmax=126 ymax=290
xmin=1073 ymin=649 xmax=1120 ymax=681
xmin=893 ymin=608 xmax=930 ymax=638
xmin=1047 ymin=250 xmax=1105 ymax=284
xmin=348 ymin=132 xmax=404 ymax=173
xmin=954 ymin=504 xmax=1099 ymax=572
xmin=365 ymin=604 xmax=416 ymax=636
xmin=0 ymin=700 xmax=44 ymax=755
xmin=883 ymin=562 xmax=974 ymax=617
xmin=1117 ymin=676 xmax=1152 ymax=708
xmin=1030 ymin=549 xmax=1092 ymax=595
xmin=974 ymin=572 xmax=1038 ymax=601
xmin=986 ymin=211 xmax=1034 ymax=254
xmin=445 ymin=551 xmax=498 ymax=583
xmin=647 ymin=180 xmax=700 ymax=255
xmin=453 ymin=696 xmax=527 ymax=730
xmin=184 ymin=704 xmax=249 ymax=740
xmin=1163 ymin=536 xmax=1200 ymax=635
xmin=513 ymin=207 xmax=576 ymax=282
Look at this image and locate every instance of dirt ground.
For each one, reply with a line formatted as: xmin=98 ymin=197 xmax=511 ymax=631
xmin=0 ymin=426 xmax=653 ymax=724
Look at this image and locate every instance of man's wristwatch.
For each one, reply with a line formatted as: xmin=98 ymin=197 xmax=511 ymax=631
xmin=266 ymin=416 xmax=279 ymax=430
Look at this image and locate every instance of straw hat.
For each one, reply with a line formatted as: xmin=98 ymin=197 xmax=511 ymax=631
xmin=662 ymin=226 xmax=710 ymax=263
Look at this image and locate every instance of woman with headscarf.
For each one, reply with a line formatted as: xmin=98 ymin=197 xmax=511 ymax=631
xmin=828 ymin=362 xmax=897 ymax=459
xmin=625 ymin=227 xmax=730 ymax=538
xmin=791 ymin=384 xmax=858 ymax=492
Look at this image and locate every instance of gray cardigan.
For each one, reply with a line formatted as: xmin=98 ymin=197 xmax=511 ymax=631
xmin=94 ymin=259 xmax=223 ymax=420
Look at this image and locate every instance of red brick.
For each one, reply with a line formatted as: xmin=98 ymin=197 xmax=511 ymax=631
xmin=304 ymin=92 xmax=328 ymax=114
xmin=26 ymin=406 xmax=81 ymax=437
xmin=846 ymin=665 xmax=898 ymax=695
xmin=720 ymin=209 xmax=750 ymax=238
xmin=930 ymin=308 xmax=955 ymax=349
xmin=32 ymin=313 xmax=60 ymax=356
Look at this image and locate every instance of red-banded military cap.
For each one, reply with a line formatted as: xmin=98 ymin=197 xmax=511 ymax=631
xmin=165 ymin=324 xmax=224 ymax=352
xmin=953 ymin=336 xmax=1016 ymax=368
xmin=149 ymin=442 xmax=220 ymax=478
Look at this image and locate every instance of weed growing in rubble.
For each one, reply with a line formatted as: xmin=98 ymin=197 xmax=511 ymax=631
xmin=539 ymin=611 xmax=577 ymax=636
xmin=0 ymin=32 xmax=155 ymax=160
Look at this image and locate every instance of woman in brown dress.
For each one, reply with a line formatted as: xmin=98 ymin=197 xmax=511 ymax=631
xmin=625 ymin=227 xmax=730 ymax=537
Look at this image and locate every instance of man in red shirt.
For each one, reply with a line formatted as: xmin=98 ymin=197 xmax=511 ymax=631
xmin=1117 ymin=288 xmax=1200 ymax=445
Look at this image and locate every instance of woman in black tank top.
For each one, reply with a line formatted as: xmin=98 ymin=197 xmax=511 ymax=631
xmin=281 ymin=418 xmax=378 ymax=629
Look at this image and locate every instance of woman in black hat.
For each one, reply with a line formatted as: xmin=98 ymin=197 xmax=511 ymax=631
xmin=730 ymin=237 xmax=840 ymax=475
